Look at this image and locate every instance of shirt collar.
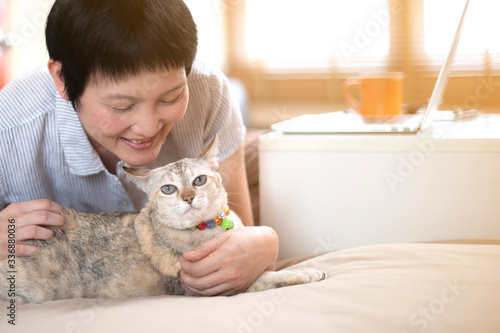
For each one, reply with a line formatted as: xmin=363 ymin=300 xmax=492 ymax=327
xmin=55 ymin=93 xmax=107 ymax=176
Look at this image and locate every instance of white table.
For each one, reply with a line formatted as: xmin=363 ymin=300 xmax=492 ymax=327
xmin=259 ymin=113 xmax=500 ymax=259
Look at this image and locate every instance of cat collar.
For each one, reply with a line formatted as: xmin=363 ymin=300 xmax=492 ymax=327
xmin=190 ymin=206 xmax=234 ymax=231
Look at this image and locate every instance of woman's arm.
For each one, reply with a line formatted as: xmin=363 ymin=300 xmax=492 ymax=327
xmin=218 ymin=144 xmax=254 ymax=226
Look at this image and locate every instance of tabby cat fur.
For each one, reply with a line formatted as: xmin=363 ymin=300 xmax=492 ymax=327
xmin=0 ymin=135 xmax=326 ymax=303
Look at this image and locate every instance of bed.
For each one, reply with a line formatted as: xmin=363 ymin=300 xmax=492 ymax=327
xmin=1 ymin=241 xmax=499 ymax=332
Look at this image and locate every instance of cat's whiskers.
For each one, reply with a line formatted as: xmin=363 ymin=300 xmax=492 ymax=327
xmin=225 ymin=191 xmax=244 ymax=198
xmin=225 ymin=191 xmax=245 ymax=207
xmin=226 ymin=199 xmax=245 ymax=211
xmin=175 ymin=202 xmax=197 ymax=216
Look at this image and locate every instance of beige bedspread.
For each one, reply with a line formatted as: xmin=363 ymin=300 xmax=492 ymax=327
xmin=1 ymin=243 xmax=499 ymax=332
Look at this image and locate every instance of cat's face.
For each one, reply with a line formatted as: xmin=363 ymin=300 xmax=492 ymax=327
xmin=151 ymin=158 xmax=226 ymax=229
xmin=124 ymin=135 xmax=227 ymax=230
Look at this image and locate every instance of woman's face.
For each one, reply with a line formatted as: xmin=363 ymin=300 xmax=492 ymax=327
xmin=76 ymin=68 xmax=188 ymax=167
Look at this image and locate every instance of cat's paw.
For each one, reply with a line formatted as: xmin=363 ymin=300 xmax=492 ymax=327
xmin=277 ymin=268 xmax=327 ymax=288
xmin=246 ymin=268 xmax=327 ymax=292
xmin=293 ymin=268 xmax=327 ymax=284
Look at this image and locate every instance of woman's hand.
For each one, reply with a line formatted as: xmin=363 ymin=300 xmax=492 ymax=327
xmin=0 ymin=199 xmax=65 ymax=260
xmin=179 ymin=226 xmax=279 ymax=296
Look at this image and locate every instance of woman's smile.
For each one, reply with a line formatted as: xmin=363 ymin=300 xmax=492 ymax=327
xmin=121 ymin=135 xmax=156 ymax=149
xmin=76 ymin=68 xmax=189 ymax=169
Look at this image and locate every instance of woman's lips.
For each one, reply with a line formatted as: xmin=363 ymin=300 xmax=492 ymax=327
xmin=121 ymin=136 xmax=155 ymax=149
xmin=127 ymin=138 xmax=152 ymax=144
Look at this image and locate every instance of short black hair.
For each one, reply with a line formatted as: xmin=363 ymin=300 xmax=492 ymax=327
xmin=45 ymin=0 xmax=198 ymax=105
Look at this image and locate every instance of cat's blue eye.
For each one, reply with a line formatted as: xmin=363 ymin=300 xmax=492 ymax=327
xmin=193 ymin=175 xmax=207 ymax=186
xmin=161 ymin=185 xmax=177 ymax=195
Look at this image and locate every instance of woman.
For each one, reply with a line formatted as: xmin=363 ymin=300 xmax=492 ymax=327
xmin=0 ymin=0 xmax=278 ymax=296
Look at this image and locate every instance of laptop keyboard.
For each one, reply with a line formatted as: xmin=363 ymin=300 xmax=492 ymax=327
xmin=363 ymin=114 xmax=422 ymax=125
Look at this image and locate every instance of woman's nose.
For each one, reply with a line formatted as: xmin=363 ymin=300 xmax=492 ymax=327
xmin=130 ymin=107 xmax=163 ymax=136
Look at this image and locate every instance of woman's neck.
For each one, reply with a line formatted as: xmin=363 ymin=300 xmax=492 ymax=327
xmin=88 ymin=136 xmax=120 ymax=174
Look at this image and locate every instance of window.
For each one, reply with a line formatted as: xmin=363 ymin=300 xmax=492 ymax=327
xmin=425 ymin=0 xmax=500 ymax=55
xmin=424 ymin=0 xmax=500 ymax=71
xmin=227 ymin=0 xmax=500 ymax=109
xmin=244 ymin=0 xmax=390 ymax=70
xmin=237 ymin=0 xmax=500 ymax=71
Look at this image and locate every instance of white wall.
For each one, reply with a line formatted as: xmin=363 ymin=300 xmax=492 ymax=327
xmin=7 ymin=0 xmax=227 ymax=81
xmin=9 ymin=0 xmax=52 ymax=79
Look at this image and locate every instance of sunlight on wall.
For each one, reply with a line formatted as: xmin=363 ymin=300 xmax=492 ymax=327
xmin=9 ymin=1 xmax=51 ymax=79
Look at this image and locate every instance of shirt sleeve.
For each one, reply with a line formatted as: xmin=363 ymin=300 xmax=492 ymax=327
xmin=202 ymin=68 xmax=246 ymax=161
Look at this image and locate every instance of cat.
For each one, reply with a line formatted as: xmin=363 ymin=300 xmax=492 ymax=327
xmin=0 ymin=134 xmax=326 ymax=304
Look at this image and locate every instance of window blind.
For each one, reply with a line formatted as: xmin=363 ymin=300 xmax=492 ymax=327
xmin=243 ymin=0 xmax=391 ymax=73
xmin=235 ymin=0 xmax=499 ymax=75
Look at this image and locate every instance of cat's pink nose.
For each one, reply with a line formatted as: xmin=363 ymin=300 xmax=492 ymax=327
xmin=183 ymin=194 xmax=194 ymax=204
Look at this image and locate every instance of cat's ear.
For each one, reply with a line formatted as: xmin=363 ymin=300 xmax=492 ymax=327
xmin=123 ymin=166 xmax=153 ymax=178
xmin=198 ymin=134 xmax=219 ymax=170
xmin=123 ymin=166 xmax=154 ymax=192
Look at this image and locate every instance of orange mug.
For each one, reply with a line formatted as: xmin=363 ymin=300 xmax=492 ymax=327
xmin=342 ymin=73 xmax=404 ymax=117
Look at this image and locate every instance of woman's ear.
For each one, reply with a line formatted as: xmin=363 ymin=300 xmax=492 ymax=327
xmin=47 ymin=59 xmax=70 ymax=101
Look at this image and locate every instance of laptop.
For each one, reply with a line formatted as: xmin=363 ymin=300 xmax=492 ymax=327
xmin=272 ymin=0 xmax=470 ymax=135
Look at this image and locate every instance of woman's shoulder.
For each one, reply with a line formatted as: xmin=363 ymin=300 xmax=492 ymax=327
xmin=0 ymin=66 xmax=57 ymax=131
xmin=188 ymin=59 xmax=228 ymax=85
xmin=187 ymin=60 xmax=234 ymax=108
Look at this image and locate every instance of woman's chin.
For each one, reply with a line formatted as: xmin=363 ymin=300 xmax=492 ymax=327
xmin=119 ymin=149 xmax=161 ymax=167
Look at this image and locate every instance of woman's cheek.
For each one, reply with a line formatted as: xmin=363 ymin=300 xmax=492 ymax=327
xmin=99 ymin=114 xmax=128 ymax=136
xmin=166 ymin=92 xmax=189 ymax=123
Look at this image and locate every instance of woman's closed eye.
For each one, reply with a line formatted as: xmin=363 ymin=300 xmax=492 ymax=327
xmin=159 ymin=87 xmax=185 ymax=105
xmin=101 ymin=86 xmax=185 ymax=112
xmin=111 ymin=104 xmax=135 ymax=112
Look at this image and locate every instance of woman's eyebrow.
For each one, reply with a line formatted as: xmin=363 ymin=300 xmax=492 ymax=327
xmin=159 ymin=82 xmax=187 ymax=97
xmin=104 ymin=81 xmax=187 ymax=100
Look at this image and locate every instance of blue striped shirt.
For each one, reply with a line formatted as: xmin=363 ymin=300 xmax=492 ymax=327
xmin=0 ymin=60 xmax=245 ymax=212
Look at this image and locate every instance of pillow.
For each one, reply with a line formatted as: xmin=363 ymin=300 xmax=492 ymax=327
xmin=2 ymin=243 xmax=499 ymax=332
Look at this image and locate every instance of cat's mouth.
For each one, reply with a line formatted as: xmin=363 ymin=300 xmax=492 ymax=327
xmin=177 ymin=203 xmax=216 ymax=226
xmin=181 ymin=203 xmax=204 ymax=217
